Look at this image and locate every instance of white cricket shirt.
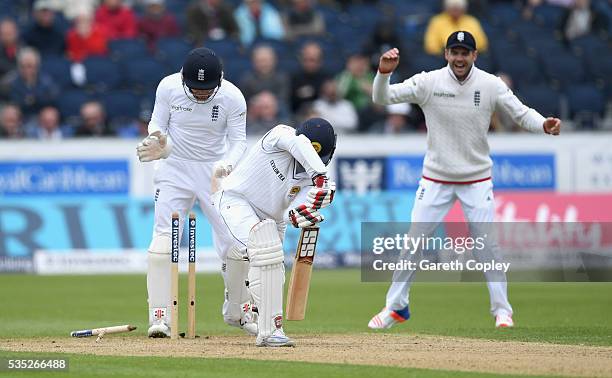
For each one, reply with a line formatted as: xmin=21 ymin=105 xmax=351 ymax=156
xmin=148 ymin=73 xmax=247 ymax=165
xmin=373 ymin=65 xmax=547 ymax=182
xmin=222 ymin=125 xmax=328 ymax=221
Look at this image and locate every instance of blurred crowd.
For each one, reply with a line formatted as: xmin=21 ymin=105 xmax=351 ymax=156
xmin=0 ymin=0 xmax=610 ymax=140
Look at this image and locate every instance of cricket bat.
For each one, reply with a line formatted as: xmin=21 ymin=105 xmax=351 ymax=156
xmin=286 ymin=226 xmax=320 ymax=320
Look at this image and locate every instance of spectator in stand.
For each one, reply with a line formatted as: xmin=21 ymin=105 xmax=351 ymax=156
xmin=95 ymin=0 xmax=138 ymax=40
xmin=363 ymin=19 xmax=406 ymax=74
xmin=336 ymin=53 xmax=374 ymax=112
xmin=74 ymin=100 xmax=110 ymax=137
xmin=282 ymin=0 xmax=325 ymax=41
xmin=234 ymin=0 xmax=285 ymax=47
xmin=50 ymin=0 xmax=98 ymax=21
xmin=0 ymin=104 xmax=24 ymax=139
xmin=240 ymin=44 xmax=290 ymax=108
xmin=27 ymin=106 xmax=64 ymax=140
xmin=66 ymin=12 xmax=109 ymax=62
xmin=138 ymin=0 xmax=180 ymax=50
xmin=23 ymin=0 xmax=66 ymax=57
xmin=0 ymin=18 xmax=19 ymax=81
xmin=370 ymin=103 xmax=412 ymax=134
xmin=424 ymin=0 xmax=488 ymax=55
xmin=6 ymin=47 xmax=59 ymax=121
xmin=290 ymin=41 xmax=330 ymax=113
xmin=185 ymin=0 xmax=239 ymax=44
xmin=559 ymin=0 xmax=609 ymax=44
xmin=246 ymin=91 xmax=289 ymax=136
xmin=313 ymin=79 xmax=358 ymax=134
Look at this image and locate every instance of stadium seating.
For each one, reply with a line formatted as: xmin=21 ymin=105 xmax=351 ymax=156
xmin=83 ymin=57 xmax=121 ymax=93
xmin=109 ymin=38 xmax=150 ymax=61
xmin=156 ymin=38 xmax=194 ymax=72
xmin=1 ymin=0 xmax=609 ymax=135
xmin=101 ymin=90 xmax=142 ymax=130
xmin=496 ymin=55 xmax=543 ymax=88
xmin=542 ymin=55 xmax=586 ymax=89
xmin=122 ymin=59 xmax=169 ymax=92
xmin=40 ymin=56 xmax=74 ymax=89
xmin=517 ymin=85 xmax=561 ymax=118
xmin=57 ymin=90 xmax=94 ymax=123
xmin=566 ymin=85 xmax=605 ymax=128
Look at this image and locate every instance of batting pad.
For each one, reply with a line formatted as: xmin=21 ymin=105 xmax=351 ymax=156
xmin=223 ymin=258 xmax=251 ymax=324
xmin=247 ymin=220 xmax=284 ymax=338
xmin=147 ymin=234 xmax=171 ymax=316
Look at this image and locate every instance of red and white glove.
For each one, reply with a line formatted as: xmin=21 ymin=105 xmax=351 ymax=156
xmin=306 ymin=177 xmax=336 ymax=210
xmin=289 ymin=204 xmax=324 ymax=228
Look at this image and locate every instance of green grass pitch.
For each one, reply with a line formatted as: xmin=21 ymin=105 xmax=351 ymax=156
xmin=1 ymin=269 xmax=610 ymax=377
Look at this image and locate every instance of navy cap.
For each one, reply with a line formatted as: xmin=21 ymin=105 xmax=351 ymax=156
xmin=446 ymin=31 xmax=477 ymax=51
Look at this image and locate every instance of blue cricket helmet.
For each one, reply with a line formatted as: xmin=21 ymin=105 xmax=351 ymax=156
xmin=296 ymin=118 xmax=337 ymax=165
xmin=182 ymin=47 xmax=222 ymax=90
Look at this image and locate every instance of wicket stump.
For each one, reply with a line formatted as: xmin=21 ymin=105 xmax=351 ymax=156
xmin=170 ymin=211 xmax=197 ymax=340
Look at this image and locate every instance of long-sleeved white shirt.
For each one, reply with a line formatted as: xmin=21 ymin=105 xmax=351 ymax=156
xmin=222 ymin=125 xmax=327 ymax=222
xmin=148 ymin=73 xmax=247 ymax=166
xmin=373 ymin=65 xmax=546 ymax=182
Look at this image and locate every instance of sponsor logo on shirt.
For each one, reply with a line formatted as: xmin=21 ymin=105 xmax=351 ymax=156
xmin=171 ymin=104 xmax=193 ymax=112
xmin=433 ymin=92 xmax=455 ymax=98
xmin=270 ymin=160 xmax=286 ymax=181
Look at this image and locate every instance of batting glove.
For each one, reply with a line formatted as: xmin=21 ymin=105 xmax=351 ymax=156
xmin=289 ymin=204 xmax=324 ymax=228
xmin=305 ymin=182 xmax=336 ymax=210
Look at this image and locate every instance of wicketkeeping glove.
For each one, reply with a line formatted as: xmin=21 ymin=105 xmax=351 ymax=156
xmin=289 ymin=204 xmax=324 ymax=228
xmin=136 ymin=134 xmax=170 ymax=162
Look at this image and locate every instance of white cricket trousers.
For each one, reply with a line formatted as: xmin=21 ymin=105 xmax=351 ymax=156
xmin=152 ymin=158 xmax=228 ymax=251
xmin=147 ymin=158 xmax=230 ymax=311
xmin=385 ymin=178 xmax=513 ymax=317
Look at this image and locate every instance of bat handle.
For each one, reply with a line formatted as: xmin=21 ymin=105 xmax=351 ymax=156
xmin=314 ymin=175 xmax=326 ymax=188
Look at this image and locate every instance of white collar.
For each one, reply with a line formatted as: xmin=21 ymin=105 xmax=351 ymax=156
xmin=446 ymin=64 xmax=476 ymax=85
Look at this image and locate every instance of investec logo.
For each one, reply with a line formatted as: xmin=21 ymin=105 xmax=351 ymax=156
xmin=171 ymin=104 xmax=193 ymax=112
xmin=188 ymin=219 xmax=196 ymax=263
xmin=171 ymin=219 xmax=180 ymax=263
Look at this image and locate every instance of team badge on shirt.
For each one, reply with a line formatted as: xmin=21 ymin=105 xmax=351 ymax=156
xmin=211 ymin=105 xmax=219 ymax=121
xmin=288 ymin=186 xmax=301 ymax=199
xmin=474 ymin=90 xmax=481 ymax=107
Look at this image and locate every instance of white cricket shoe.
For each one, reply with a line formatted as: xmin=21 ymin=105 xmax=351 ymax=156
xmin=368 ymin=306 xmax=410 ymax=329
xmin=256 ymin=328 xmax=295 ymax=347
xmin=495 ymin=313 xmax=514 ymax=328
xmin=225 ymin=304 xmax=259 ymax=336
xmin=148 ymin=320 xmax=170 ymax=338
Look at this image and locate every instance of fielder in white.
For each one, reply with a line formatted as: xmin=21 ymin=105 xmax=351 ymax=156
xmin=213 ymin=118 xmax=337 ymax=347
xmin=368 ymin=31 xmax=561 ymax=330
xmin=136 ymin=47 xmax=249 ymax=338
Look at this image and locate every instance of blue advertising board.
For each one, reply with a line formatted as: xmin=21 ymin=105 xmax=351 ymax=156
xmin=0 ymin=160 xmax=129 ymax=196
xmin=0 ymin=192 xmax=415 ymax=269
xmin=381 ymin=154 xmax=555 ymax=191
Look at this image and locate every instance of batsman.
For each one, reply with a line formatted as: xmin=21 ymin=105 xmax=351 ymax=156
xmin=213 ymin=118 xmax=337 ymax=347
